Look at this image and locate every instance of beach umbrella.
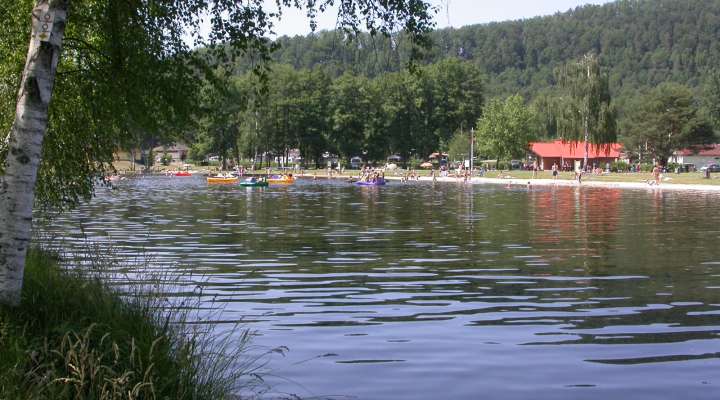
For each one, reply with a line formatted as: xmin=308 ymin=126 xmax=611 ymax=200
xmin=420 ymin=161 xmax=433 ymax=169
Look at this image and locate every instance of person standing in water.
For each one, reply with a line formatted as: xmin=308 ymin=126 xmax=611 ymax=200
xmin=652 ymin=164 xmax=661 ymax=185
xmin=551 ymin=162 xmax=558 ymax=180
xmin=575 ymin=164 xmax=583 ymax=184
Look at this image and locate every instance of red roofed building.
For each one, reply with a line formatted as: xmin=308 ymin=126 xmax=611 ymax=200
xmin=529 ymin=140 xmax=622 ymax=171
xmin=669 ymin=144 xmax=720 ymax=168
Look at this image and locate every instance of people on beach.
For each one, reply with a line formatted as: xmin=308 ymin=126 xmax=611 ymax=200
xmin=551 ymin=163 xmax=558 ymax=180
xmin=575 ymin=167 xmax=583 ymax=184
xmin=357 ymin=167 xmax=385 ymax=184
xmin=652 ymin=164 xmax=661 ymax=185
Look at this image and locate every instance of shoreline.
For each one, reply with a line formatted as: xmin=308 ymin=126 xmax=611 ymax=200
xmin=297 ymin=173 xmax=720 ymax=192
xmin=114 ymin=168 xmax=720 ymax=192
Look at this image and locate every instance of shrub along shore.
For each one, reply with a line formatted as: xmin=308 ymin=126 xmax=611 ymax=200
xmin=0 ymin=250 xmax=251 ymax=400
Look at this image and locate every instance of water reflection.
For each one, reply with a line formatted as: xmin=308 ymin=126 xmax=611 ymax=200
xmin=41 ymin=176 xmax=720 ymax=399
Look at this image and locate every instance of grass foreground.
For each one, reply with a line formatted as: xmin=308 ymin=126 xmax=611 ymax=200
xmin=0 ymin=250 xmax=255 ymax=400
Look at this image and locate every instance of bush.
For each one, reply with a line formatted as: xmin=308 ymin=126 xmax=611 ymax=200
xmin=611 ymin=161 xmax=629 ymax=172
xmin=639 ymin=163 xmax=654 ymax=172
xmin=160 ymin=153 xmax=173 ymax=166
xmin=666 ymin=162 xmax=680 ymax=172
xmin=407 ymin=156 xmax=422 ymax=169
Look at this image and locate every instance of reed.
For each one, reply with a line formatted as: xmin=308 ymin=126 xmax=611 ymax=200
xmin=0 ymin=248 xmax=273 ymax=399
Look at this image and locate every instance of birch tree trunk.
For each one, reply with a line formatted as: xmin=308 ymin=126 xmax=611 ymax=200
xmin=583 ymin=125 xmax=589 ymax=169
xmin=0 ymin=0 xmax=68 ymax=306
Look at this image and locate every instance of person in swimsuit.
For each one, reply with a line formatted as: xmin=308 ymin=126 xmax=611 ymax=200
xmin=652 ymin=164 xmax=661 ymax=185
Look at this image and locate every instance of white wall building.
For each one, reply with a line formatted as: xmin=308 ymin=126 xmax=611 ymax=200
xmin=669 ymin=144 xmax=720 ymax=167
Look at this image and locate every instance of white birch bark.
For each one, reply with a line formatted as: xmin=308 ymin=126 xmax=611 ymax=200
xmin=0 ymin=0 xmax=68 ymax=306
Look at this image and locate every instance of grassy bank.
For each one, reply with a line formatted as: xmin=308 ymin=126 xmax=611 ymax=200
xmin=0 ymin=250 xmax=252 ymax=400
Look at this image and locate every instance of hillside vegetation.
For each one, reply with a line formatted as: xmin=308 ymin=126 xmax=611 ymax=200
xmin=227 ymin=0 xmax=720 ymax=100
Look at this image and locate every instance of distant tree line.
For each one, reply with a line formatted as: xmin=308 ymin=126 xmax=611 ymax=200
xmin=190 ymin=59 xmax=484 ymax=167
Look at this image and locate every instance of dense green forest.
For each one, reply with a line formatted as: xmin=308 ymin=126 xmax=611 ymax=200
xmin=226 ymin=0 xmax=720 ymax=100
xmin=188 ymin=0 xmax=719 ymax=167
xmin=192 ymin=59 xmax=484 ymax=167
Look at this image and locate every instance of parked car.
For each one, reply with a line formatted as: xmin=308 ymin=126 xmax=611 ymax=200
xmin=700 ymin=163 xmax=720 ymax=173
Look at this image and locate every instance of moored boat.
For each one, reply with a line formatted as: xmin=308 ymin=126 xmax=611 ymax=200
xmin=240 ymin=177 xmax=269 ymax=187
xmin=267 ymin=174 xmax=295 ymax=184
xmin=207 ymin=176 xmax=239 ymax=184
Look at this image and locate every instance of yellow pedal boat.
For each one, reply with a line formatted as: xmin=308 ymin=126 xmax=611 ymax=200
xmin=267 ymin=175 xmax=295 ymax=184
xmin=207 ymin=176 xmax=238 ymax=184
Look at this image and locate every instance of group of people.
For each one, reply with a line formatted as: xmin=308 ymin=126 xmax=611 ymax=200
xmin=401 ymin=170 xmax=420 ymax=182
xmin=357 ymin=167 xmax=385 ymax=183
xmin=246 ymin=176 xmax=267 ymax=183
xmin=546 ymin=161 xmax=664 ymax=185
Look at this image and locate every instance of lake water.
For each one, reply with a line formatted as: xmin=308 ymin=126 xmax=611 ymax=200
xmin=43 ymin=176 xmax=720 ymax=399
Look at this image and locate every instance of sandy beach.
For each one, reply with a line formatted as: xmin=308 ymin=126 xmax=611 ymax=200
xmin=371 ymin=174 xmax=720 ymax=192
xmin=300 ymin=174 xmax=720 ymax=193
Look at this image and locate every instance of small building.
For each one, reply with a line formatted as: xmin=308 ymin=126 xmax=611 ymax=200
xmin=153 ymin=143 xmax=189 ymax=163
xmin=529 ymin=140 xmax=622 ymax=171
xmin=669 ymin=144 xmax=720 ymax=168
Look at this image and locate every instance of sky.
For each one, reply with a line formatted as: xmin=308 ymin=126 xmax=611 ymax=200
xmin=264 ymin=0 xmax=617 ymax=37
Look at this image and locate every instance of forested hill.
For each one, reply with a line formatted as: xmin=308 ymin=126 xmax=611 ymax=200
xmin=230 ymin=0 xmax=720 ymax=99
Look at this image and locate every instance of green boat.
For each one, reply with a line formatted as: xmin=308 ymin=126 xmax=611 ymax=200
xmin=240 ymin=178 xmax=268 ymax=187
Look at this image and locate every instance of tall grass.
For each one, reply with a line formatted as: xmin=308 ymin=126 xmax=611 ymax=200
xmin=0 ymin=248 xmax=277 ymax=399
